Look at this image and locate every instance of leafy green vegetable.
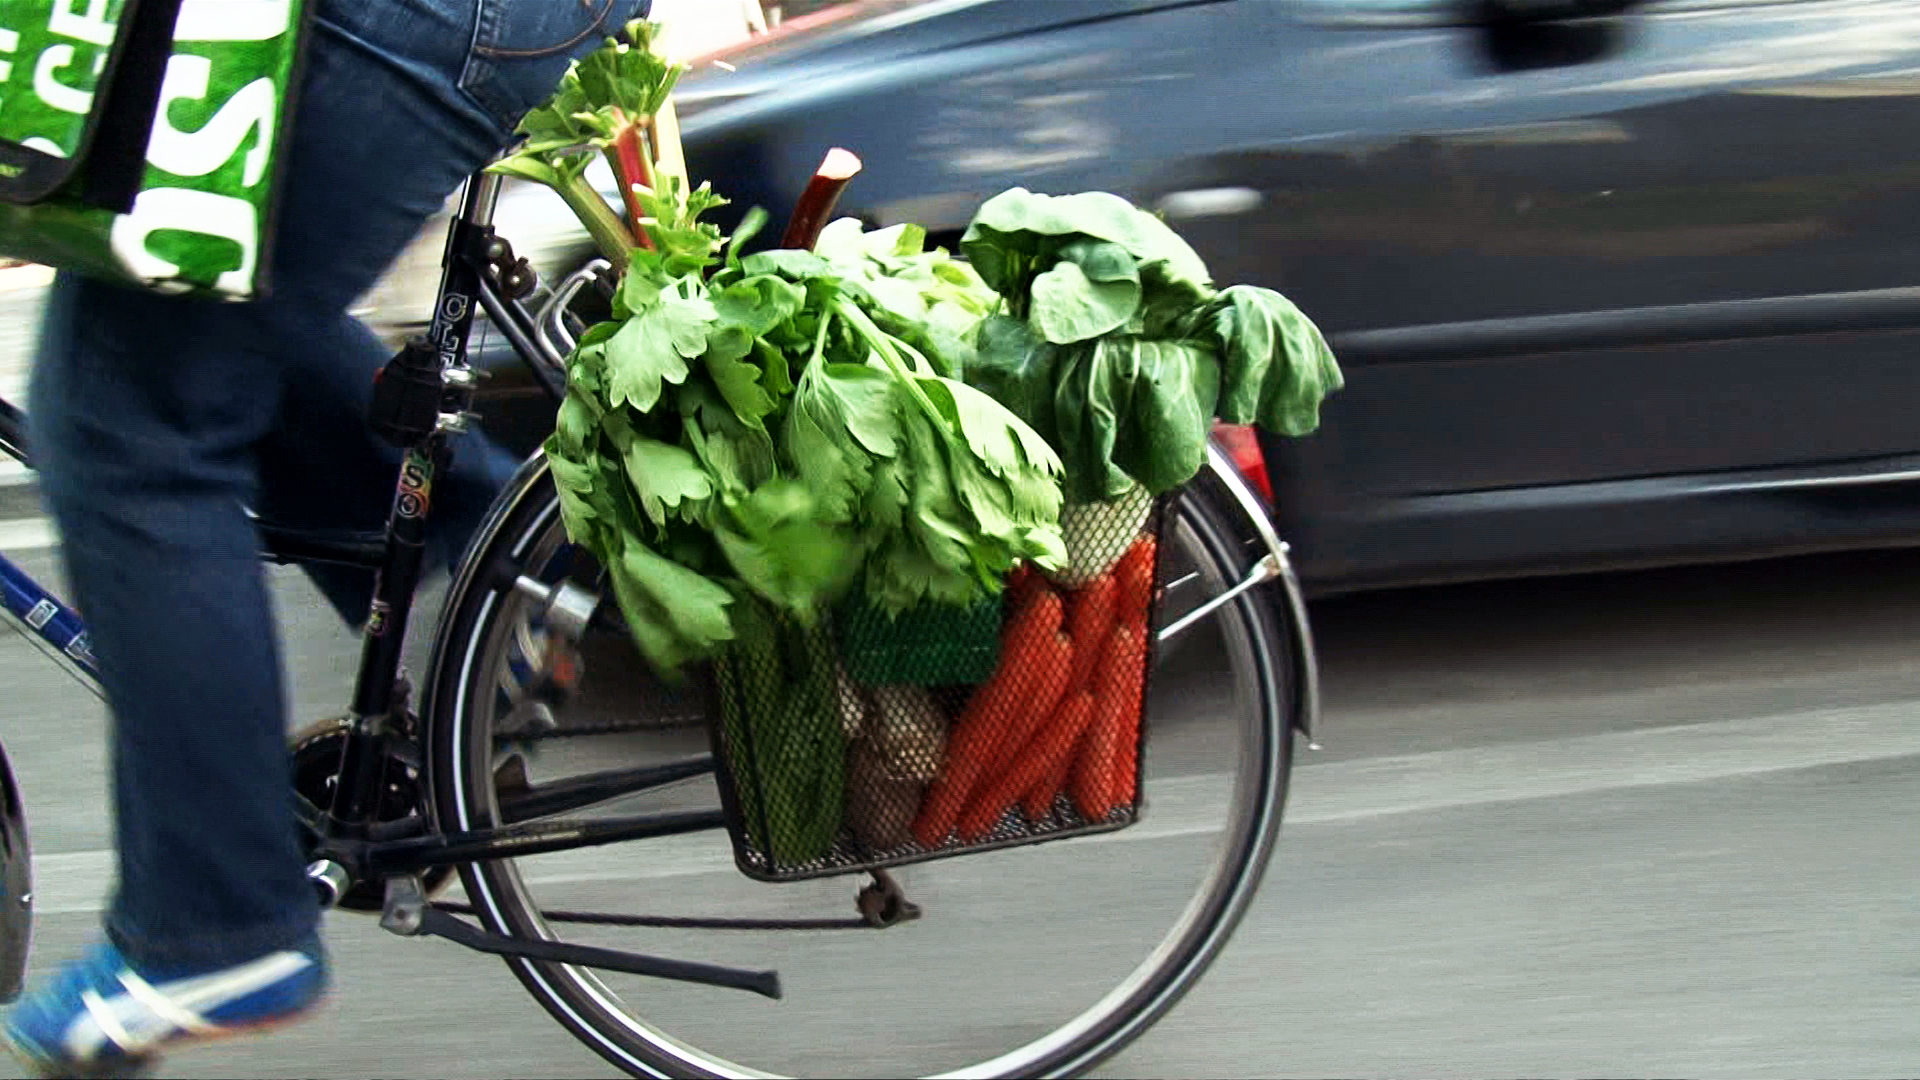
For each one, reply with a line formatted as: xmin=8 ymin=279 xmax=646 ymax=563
xmin=506 ymin=29 xmax=1066 ymax=675
xmin=489 ymin=19 xmax=737 ymax=277
xmin=501 ymin=22 xmax=1342 ymax=687
xmin=961 ymin=187 xmax=1343 ymax=500
xmin=1030 ymin=241 xmax=1141 ymax=345
xmin=604 ymin=296 xmax=708 ymax=410
xmin=963 ymin=188 xmax=1213 ymax=324
xmin=810 ymin=217 xmax=998 ymax=379
xmin=1194 ymin=285 xmax=1343 ymax=436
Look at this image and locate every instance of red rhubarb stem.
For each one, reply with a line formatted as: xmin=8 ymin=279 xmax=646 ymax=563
xmin=780 ymin=148 xmax=863 ymax=250
xmin=610 ymin=116 xmax=655 ymax=250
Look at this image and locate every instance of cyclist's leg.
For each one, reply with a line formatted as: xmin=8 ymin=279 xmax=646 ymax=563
xmin=31 ymin=274 xmax=315 ymax=968
xmin=259 ymin=0 xmax=657 ymax=626
xmin=11 ymin=0 xmax=642 ymax=1069
xmin=251 ymin=310 xmax=520 ymax=628
xmin=28 ymin=3 xmax=517 ymax=976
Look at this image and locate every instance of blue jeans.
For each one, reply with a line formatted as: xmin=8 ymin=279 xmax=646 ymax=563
xmin=29 ymin=0 xmax=645 ymax=970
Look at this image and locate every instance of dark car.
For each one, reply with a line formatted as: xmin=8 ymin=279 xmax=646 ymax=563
xmin=461 ymin=0 xmax=1920 ymax=596
xmin=606 ymin=0 xmax=1920 ymax=598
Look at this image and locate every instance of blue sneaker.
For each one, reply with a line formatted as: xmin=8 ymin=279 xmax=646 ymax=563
xmin=2 ymin=937 xmax=326 ymax=1078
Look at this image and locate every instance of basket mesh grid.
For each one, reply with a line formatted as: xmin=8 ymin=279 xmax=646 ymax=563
xmin=710 ymin=491 xmax=1169 ymax=881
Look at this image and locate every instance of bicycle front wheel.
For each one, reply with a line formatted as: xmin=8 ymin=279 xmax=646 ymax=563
xmin=424 ymin=459 xmax=1296 ymax=1079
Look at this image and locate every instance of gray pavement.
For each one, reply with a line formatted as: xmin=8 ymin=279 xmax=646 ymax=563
xmin=0 ymin=271 xmax=1917 ymax=1076
xmin=0 ymin=265 xmax=46 ymax=404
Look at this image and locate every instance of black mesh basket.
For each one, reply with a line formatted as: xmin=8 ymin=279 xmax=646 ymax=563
xmin=709 ymin=487 xmax=1168 ymax=882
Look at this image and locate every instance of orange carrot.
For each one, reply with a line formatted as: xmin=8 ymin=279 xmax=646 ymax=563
xmin=1062 ymin=573 xmax=1117 ymax=696
xmin=959 ymin=690 xmax=1097 ymax=841
xmin=911 ymin=591 xmax=1062 ymax=847
xmin=984 ymin=631 xmax=1073 ymax=768
xmin=1071 ymin=625 xmax=1144 ymax=820
xmin=1116 ymin=534 xmax=1157 ymax=627
xmin=1021 ymin=741 xmax=1077 ymax=822
xmin=1108 ymin=623 xmax=1148 ymax=806
xmin=1007 ymin=564 xmax=1046 ymax=609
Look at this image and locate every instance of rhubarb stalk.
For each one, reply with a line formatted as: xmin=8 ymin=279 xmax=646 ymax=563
xmin=606 ymin=113 xmax=656 ymax=250
xmin=780 ymin=148 xmax=863 ymax=250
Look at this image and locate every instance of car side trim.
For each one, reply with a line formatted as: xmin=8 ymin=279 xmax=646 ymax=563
xmin=1332 ymin=285 xmax=1920 ymax=366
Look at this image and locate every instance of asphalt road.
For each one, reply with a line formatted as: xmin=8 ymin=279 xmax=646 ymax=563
xmin=0 ymin=274 xmax=1917 ymax=1076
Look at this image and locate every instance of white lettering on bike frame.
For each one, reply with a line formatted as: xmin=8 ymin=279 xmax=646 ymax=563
xmin=23 ymin=599 xmax=56 ymax=630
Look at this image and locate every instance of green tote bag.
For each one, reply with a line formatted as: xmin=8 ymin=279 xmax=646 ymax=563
xmin=0 ymin=0 xmax=309 ymax=300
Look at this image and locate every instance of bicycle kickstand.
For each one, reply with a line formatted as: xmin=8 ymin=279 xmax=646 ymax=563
xmin=376 ymin=874 xmax=782 ymax=999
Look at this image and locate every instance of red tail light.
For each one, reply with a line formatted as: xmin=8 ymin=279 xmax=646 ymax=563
xmin=1210 ymin=422 xmax=1273 ymax=505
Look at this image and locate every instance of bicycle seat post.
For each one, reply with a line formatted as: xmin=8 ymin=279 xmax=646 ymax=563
xmin=323 ymin=173 xmax=504 ymax=840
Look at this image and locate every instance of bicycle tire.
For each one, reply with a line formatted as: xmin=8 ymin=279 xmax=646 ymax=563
xmin=0 ymin=740 xmax=30 ymax=1004
xmin=423 ymin=455 xmax=1296 ymax=1079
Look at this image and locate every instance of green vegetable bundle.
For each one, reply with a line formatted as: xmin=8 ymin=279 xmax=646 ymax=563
xmin=962 ymin=188 xmax=1344 ymax=503
xmin=497 ymin=24 xmax=1066 ymax=677
xmin=714 ymin=592 xmax=845 ymax=865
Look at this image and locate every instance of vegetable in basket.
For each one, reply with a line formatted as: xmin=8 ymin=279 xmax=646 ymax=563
xmin=839 ymin=681 xmax=945 ymax=852
xmin=961 ymin=188 xmax=1344 ymax=581
xmin=715 ymin=592 xmax=845 ymax=863
xmin=491 ymin=20 xmax=1347 ymax=865
xmin=487 ymin=20 xmax=1067 ymax=678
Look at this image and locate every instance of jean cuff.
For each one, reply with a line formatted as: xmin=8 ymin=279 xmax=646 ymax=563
xmin=105 ymin=907 xmax=321 ymax=975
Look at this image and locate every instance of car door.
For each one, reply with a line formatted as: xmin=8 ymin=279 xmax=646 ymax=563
xmin=1147 ymin=0 xmax=1920 ymax=591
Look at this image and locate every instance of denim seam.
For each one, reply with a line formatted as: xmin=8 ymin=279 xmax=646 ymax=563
xmin=456 ymin=0 xmax=501 ymax=129
xmin=474 ymin=0 xmax=616 ymax=59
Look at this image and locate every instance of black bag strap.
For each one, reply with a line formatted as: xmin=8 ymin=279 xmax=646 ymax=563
xmin=0 ymin=0 xmax=185 ymax=212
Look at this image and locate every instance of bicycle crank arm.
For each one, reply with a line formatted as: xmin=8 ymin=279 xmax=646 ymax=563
xmin=417 ymin=906 xmax=782 ymax=999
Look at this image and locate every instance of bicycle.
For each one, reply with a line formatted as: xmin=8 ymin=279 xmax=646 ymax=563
xmin=0 ymin=166 xmax=1322 ymax=1079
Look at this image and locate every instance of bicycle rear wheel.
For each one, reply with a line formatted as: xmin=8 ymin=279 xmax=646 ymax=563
xmin=424 ymin=458 xmax=1296 ymax=1079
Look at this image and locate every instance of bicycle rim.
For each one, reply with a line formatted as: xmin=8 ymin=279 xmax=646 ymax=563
xmin=425 ymin=462 xmax=1294 ymax=1079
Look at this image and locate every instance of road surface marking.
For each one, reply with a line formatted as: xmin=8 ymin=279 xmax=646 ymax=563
xmin=23 ymin=699 xmax=1920 ymax=915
